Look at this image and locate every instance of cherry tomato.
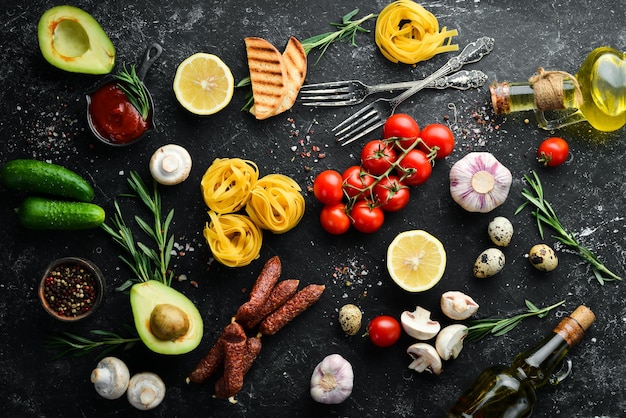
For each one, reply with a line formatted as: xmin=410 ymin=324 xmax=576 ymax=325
xmin=373 ymin=175 xmax=410 ymax=212
xmin=313 ymin=170 xmax=344 ymax=205
xmin=537 ymin=137 xmax=569 ymax=167
xmin=342 ymin=165 xmax=375 ymax=200
xmin=396 ymin=149 xmax=432 ymax=186
xmin=367 ymin=315 xmax=401 ymax=347
xmin=350 ymin=200 xmax=384 ymax=233
xmin=320 ymin=203 xmax=351 ymax=235
xmin=382 ymin=113 xmax=420 ymax=151
xmin=419 ymin=123 xmax=455 ymax=159
xmin=361 ymin=139 xmax=397 ymax=175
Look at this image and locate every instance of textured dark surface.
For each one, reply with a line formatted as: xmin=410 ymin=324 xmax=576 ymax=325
xmin=1 ymin=1 xmax=625 ymax=417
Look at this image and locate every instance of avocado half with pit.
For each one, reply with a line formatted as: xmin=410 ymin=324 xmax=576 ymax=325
xmin=37 ymin=5 xmax=115 ymax=75
xmin=130 ymin=280 xmax=203 ymax=355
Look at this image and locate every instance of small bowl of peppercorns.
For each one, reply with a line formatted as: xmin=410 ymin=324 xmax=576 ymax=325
xmin=38 ymin=257 xmax=105 ymax=322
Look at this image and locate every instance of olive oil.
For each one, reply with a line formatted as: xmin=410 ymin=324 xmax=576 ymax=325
xmin=490 ymin=46 xmax=625 ymax=132
xmin=446 ymin=305 xmax=595 ymax=418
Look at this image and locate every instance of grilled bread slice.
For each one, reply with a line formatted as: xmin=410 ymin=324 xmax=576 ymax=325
xmin=245 ymin=37 xmax=286 ymax=120
xmin=274 ymin=36 xmax=307 ymax=115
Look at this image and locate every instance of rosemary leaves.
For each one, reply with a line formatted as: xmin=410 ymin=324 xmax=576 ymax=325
xmin=114 ymin=64 xmax=151 ymax=120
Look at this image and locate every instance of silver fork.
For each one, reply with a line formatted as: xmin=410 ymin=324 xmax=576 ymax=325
xmin=299 ymin=70 xmax=488 ymax=107
xmin=333 ymin=36 xmax=495 ymax=146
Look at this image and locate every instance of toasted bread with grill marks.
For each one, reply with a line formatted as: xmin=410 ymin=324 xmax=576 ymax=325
xmin=274 ymin=36 xmax=307 ymax=115
xmin=245 ymin=37 xmax=287 ymax=120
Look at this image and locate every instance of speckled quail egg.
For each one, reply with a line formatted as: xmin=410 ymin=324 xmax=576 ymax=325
xmin=528 ymin=243 xmax=558 ymax=272
xmin=487 ymin=216 xmax=514 ymax=247
xmin=473 ymin=248 xmax=506 ymax=278
xmin=338 ymin=304 xmax=362 ymax=336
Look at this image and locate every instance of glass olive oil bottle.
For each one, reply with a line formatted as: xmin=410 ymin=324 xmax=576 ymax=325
xmin=446 ymin=305 xmax=595 ymax=418
xmin=490 ymin=47 xmax=625 ymax=132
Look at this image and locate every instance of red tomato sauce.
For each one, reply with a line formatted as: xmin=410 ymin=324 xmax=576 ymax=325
xmin=88 ymin=81 xmax=149 ymax=144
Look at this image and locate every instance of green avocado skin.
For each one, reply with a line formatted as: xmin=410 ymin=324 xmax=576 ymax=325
xmin=1 ymin=159 xmax=95 ymax=202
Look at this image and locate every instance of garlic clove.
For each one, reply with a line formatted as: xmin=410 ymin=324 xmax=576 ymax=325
xmin=149 ymin=144 xmax=192 ymax=185
xmin=310 ymin=354 xmax=354 ymax=404
xmin=407 ymin=343 xmax=443 ymax=375
xmin=401 ymin=306 xmax=441 ymax=340
xmin=435 ymin=324 xmax=468 ymax=360
xmin=91 ymin=356 xmax=130 ymax=400
xmin=440 ymin=291 xmax=479 ymax=320
xmin=449 ymin=152 xmax=512 ymax=213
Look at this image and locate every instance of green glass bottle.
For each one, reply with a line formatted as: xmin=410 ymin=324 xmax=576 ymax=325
xmin=446 ymin=305 xmax=595 ymax=418
xmin=490 ymin=46 xmax=625 ymax=132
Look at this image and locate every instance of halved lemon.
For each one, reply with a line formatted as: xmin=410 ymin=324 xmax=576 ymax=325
xmin=386 ymin=230 xmax=446 ymax=292
xmin=173 ymin=53 xmax=234 ymax=115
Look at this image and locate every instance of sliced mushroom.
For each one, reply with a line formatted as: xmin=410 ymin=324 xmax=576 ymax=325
xmin=401 ymin=306 xmax=441 ymax=340
xmin=407 ymin=343 xmax=443 ymax=375
xmin=435 ymin=324 xmax=468 ymax=360
xmin=127 ymin=372 xmax=166 ymax=410
xmin=90 ymin=356 xmax=130 ymax=400
xmin=440 ymin=291 xmax=480 ymax=320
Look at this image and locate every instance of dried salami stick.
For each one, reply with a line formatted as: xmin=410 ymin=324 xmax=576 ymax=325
xmin=258 ymin=284 xmax=325 ymax=336
xmin=187 ymin=327 xmax=228 ymax=384
xmin=214 ymin=336 xmax=262 ymax=399
xmin=235 ymin=256 xmax=281 ymax=325
xmin=241 ymin=279 xmax=300 ymax=329
xmin=213 ymin=322 xmax=248 ymax=399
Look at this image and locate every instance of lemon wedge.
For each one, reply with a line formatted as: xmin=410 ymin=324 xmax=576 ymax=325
xmin=387 ymin=230 xmax=446 ymax=292
xmin=173 ymin=53 xmax=234 ymax=115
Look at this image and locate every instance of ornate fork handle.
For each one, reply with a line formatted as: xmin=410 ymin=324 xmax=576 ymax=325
xmin=362 ymin=70 xmax=488 ymax=94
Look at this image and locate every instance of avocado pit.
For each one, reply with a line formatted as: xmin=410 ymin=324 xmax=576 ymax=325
xmin=150 ymin=303 xmax=190 ymax=341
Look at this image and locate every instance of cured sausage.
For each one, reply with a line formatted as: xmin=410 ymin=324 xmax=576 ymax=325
xmin=214 ymin=336 xmax=262 ymax=399
xmin=235 ymin=256 xmax=281 ymax=325
xmin=258 ymin=284 xmax=325 ymax=336
xmin=241 ymin=279 xmax=300 ymax=329
xmin=213 ymin=322 xmax=247 ymax=398
xmin=187 ymin=328 xmax=227 ymax=384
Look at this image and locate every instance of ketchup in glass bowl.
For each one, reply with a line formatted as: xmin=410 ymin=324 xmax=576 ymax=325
xmin=87 ymin=43 xmax=162 ymax=146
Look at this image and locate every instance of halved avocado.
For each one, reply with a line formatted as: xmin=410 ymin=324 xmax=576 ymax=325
xmin=130 ymin=280 xmax=203 ymax=355
xmin=37 ymin=5 xmax=115 ymax=75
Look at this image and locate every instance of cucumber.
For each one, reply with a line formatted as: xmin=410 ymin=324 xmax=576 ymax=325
xmin=18 ymin=197 xmax=105 ymax=230
xmin=1 ymin=159 xmax=95 ymax=202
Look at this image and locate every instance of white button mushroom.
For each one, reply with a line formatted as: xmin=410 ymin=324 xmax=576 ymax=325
xmin=440 ymin=291 xmax=480 ymax=320
xmin=435 ymin=324 xmax=468 ymax=361
xmin=528 ymin=243 xmax=558 ymax=272
xmin=90 ymin=356 xmax=130 ymax=400
xmin=487 ymin=216 xmax=514 ymax=247
xmin=406 ymin=343 xmax=443 ymax=375
xmin=473 ymin=248 xmax=506 ymax=278
xmin=149 ymin=144 xmax=192 ymax=185
xmin=127 ymin=372 xmax=166 ymax=410
xmin=401 ymin=306 xmax=441 ymax=340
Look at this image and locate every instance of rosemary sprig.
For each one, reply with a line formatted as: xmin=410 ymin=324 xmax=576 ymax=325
xmin=45 ymin=329 xmax=140 ymax=360
xmin=237 ymin=8 xmax=376 ymax=111
xmin=101 ymin=171 xmax=175 ymax=291
xmin=114 ymin=64 xmax=150 ymax=120
xmin=466 ymin=299 xmax=565 ymax=343
xmin=515 ymin=170 xmax=622 ymax=284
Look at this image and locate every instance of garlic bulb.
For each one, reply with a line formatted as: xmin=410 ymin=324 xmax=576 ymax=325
xmin=310 ymin=354 xmax=354 ymax=404
xmin=449 ymin=152 xmax=512 ymax=213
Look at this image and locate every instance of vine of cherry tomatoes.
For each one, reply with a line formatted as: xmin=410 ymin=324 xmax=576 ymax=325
xmin=313 ymin=114 xmax=455 ymax=234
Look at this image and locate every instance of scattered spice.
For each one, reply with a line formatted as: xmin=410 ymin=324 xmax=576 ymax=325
xmin=43 ymin=264 xmax=98 ymax=317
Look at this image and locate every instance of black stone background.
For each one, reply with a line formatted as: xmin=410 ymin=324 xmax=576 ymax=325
xmin=1 ymin=0 xmax=625 ymax=417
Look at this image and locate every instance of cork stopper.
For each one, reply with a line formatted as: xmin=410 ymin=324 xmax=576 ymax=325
xmin=570 ymin=305 xmax=595 ymax=331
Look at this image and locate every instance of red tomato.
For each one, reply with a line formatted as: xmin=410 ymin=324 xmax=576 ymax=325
xmin=373 ymin=175 xmax=410 ymax=212
xmin=342 ymin=165 xmax=375 ymax=200
xmin=350 ymin=201 xmax=384 ymax=233
xmin=382 ymin=113 xmax=420 ymax=151
xmin=320 ymin=203 xmax=351 ymax=235
xmin=361 ymin=140 xmax=397 ymax=175
xmin=367 ymin=315 xmax=401 ymax=347
xmin=537 ymin=137 xmax=569 ymax=167
xmin=396 ymin=149 xmax=432 ymax=186
xmin=419 ymin=123 xmax=455 ymax=159
xmin=313 ymin=170 xmax=344 ymax=205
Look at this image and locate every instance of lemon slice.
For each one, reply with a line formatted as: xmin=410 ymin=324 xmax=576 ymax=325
xmin=387 ymin=230 xmax=446 ymax=292
xmin=173 ymin=53 xmax=234 ymax=115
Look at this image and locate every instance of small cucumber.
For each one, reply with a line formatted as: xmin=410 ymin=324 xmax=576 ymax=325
xmin=18 ymin=197 xmax=105 ymax=230
xmin=1 ymin=159 xmax=95 ymax=202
